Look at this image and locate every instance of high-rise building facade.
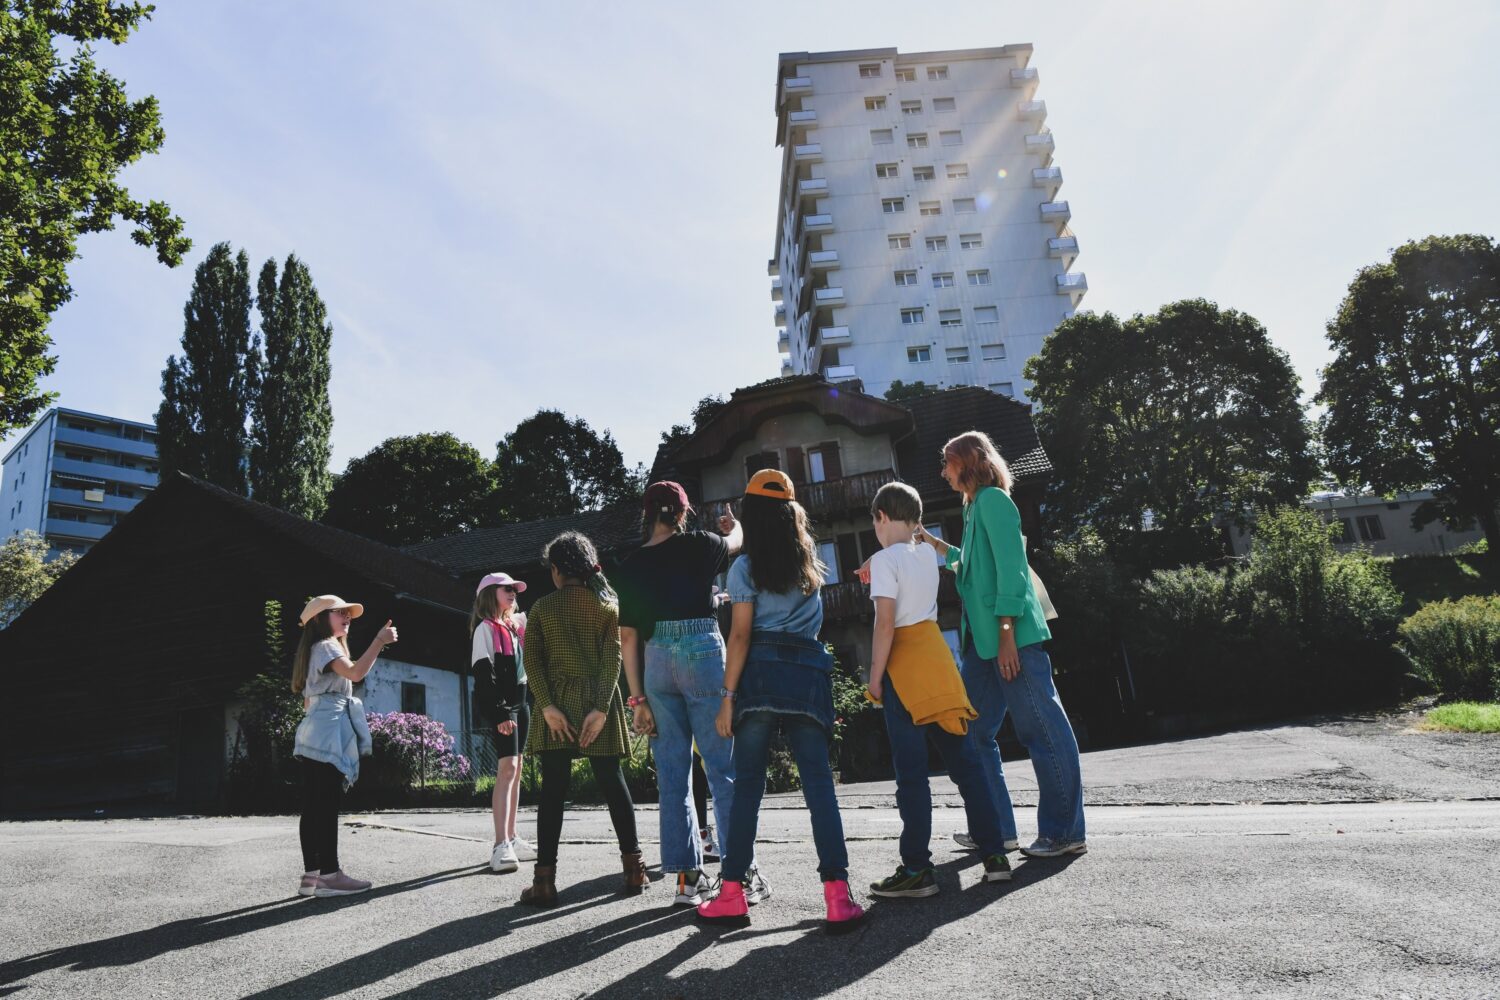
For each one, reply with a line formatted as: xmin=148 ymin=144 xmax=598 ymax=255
xmin=2 ymin=408 xmax=160 ymax=557
xmin=771 ymin=46 xmax=1085 ymax=401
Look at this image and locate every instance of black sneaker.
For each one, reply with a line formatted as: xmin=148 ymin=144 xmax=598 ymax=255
xmin=868 ymin=865 xmax=939 ymax=898
xmin=981 ymin=854 xmax=1013 ymax=882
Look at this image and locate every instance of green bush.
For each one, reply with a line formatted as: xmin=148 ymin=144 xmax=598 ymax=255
xmin=1399 ymin=595 xmax=1500 ymax=701
xmin=1135 ymin=564 xmax=1247 ymax=713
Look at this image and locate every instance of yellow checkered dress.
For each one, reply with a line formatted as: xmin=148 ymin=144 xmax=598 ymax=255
xmin=523 ymin=584 xmax=631 ymax=757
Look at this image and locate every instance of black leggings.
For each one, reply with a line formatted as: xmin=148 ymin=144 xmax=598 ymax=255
xmin=692 ymin=751 xmax=710 ymax=830
xmin=299 ymin=758 xmax=344 ymax=874
xmin=537 ymin=750 xmax=638 ymax=867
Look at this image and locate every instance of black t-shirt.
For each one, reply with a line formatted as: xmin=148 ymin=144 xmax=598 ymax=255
xmin=617 ymin=531 xmax=730 ymax=638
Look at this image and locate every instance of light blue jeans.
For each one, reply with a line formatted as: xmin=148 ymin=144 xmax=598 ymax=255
xmin=645 ymin=618 xmax=739 ymax=874
xmin=961 ymin=637 xmax=1086 ymax=843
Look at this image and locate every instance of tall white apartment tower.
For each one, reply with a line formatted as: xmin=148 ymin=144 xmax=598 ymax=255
xmin=771 ymin=46 xmax=1085 ymax=400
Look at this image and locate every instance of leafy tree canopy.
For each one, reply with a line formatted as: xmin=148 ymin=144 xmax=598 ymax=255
xmin=1024 ymin=299 xmax=1317 ymax=569
xmin=883 ymin=379 xmax=941 ymax=404
xmin=494 ymin=409 xmax=637 ymax=522
xmin=0 ymin=530 xmax=77 ymax=627
xmin=1 ymin=1 xmax=190 ymax=435
xmin=323 ymin=433 xmax=494 ymax=546
xmin=1316 ymin=234 xmax=1500 ymax=549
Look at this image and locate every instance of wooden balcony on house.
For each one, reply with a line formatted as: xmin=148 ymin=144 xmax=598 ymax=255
xmin=819 ymin=568 xmax=961 ymax=623
xmin=707 ymin=469 xmax=899 ymax=524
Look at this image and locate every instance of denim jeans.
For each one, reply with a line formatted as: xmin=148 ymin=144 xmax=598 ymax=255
xmin=881 ymin=676 xmax=1007 ymax=869
xmin=961 ymin=637 xmax=1086 ymax=842
xmin=645 ymin=618 xmax=738 ymax=874
xmin=723 ymin=710 xmax=848 ymax=883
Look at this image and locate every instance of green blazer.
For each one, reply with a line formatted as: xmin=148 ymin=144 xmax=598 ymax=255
xmin=945 ymin=486 xmax=1051 ymax=657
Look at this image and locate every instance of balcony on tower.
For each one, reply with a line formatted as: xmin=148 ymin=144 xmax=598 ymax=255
xmin=807 ymin=249 xmax=840 ymax=270
xmin=777 ymin=330 xmax=790 ymax=353
xmin=1009 ymin=66 xmax=1040 ymax=98
xmin=788 ymin=109 xmax=817 ymax=126
xmin=1048 ymin=235 xmax=1080 ymax=267
xmin=823 ymin=364 xmax=858 ymax=383
xmin=798 ymin=177 xmax=829 ymax=200
xmin=819 ymin=325 xmax=852 ymax=345
xmin=803 ymin=213 xmax=834 ymax=233
xmin=780 ymin=76 xmax=813 ymax=105
xmin=1025 ymin=132 xmax=1055 ymax=156
xmin=813 ymin=286 xmax=845 ymax=306
xmin=1040 ymin=201 xmax=1071 ymax=227
xmin=793 ymin=142 xmax=823 ymax=163
xmin=774 ymin=301 xmax=787 ymax=324
xmin=770 ymin=276 xmax=783 ymax=302
xmin=1017 ymin=100 xmax=1047 ymax=122
xmin=1056 ymin=272 xmax=1088 ymax=301
xmin=1032 ymin=166 xmax=1063 ymax=197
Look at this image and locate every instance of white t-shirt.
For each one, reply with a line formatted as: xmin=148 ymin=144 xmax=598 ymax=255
xmin=869 ymin=541 xmax=939 ymax=628
xmin=303 ymin=638 xmax=352 ymax=698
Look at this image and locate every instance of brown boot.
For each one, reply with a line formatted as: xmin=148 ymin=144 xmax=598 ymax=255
xmin=621 ymin=851 xmax=651 ymax=893
xmin=518 ymin=864 xmax=557 ymax=907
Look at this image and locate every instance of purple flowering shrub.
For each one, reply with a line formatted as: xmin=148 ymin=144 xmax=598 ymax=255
xmin=365 ymin=712 xmax=472 ymax=788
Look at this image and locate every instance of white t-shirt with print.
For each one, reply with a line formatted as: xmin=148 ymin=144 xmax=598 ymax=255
xmin=303 ymin=637 xmax=352 ymax=698
xmin=868 ymin=541 xmax=939 ymax=628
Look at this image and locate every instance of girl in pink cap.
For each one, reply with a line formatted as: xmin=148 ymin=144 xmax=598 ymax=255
xmin=471 ymin=571 xmax=530 ymax=873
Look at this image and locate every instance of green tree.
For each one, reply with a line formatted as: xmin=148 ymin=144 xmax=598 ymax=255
xmin=323 ymin=433 xmax=495 ymax=546
xmin=658 ymin=394 xmax=727 ymax=455
xmin=155 ymin=243 xmax=259 ymax=492
xmin=1316 ymin=234 xmax=1500 ymax=549
xmin=494 ymin=409 xmax=635 ymax=522
xmin=1024 ymin=299 xmax=1317 ymax=568
xmin=250 ymin=254 xmax=334 ymax=519
xmin=883 ymin=379 xmax=941 ymax=404
xmin=0 ymin=530 xmax=77 ymax=627
xmin=1 ymin=1 xmax=190 ymax=436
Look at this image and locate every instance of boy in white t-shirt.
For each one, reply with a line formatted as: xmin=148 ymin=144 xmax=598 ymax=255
xmin=862 ymin=482 xmax=1012 ymax=897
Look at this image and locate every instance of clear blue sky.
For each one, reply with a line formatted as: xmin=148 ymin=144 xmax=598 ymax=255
xmin=10 ymin=0 xmax=1499 ymax=473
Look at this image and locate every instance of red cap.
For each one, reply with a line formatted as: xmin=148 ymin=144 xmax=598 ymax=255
xmin=643 ymin=480 xmax=691 ymax=514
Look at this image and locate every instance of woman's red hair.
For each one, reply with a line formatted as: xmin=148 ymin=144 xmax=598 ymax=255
xmin=943 ymin=430 xmax=1013 ymax=496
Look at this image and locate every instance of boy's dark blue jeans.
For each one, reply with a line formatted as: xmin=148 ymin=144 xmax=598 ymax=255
xmin=881 ymin=676 xmax=1007 ymax=870
xmin=721 ymin=710 xmax=849 ymax=883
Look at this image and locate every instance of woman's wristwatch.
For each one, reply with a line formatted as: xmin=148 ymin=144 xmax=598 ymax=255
xmin=719 ymin=687 xmax=738 ymax=701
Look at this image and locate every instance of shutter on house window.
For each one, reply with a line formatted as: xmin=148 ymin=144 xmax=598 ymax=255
xmin=786 ymin=446 xmax=806 ymax=484
xmin=744 ymin=451 xmax=780 ymax=482
xmin=836 ymin=533 xmax=862 ymax=580
xmin=821 ymin=441 xmax=843 ymax=480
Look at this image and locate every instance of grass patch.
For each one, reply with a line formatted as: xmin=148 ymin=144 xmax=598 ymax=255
xmin=1420 ymin=702 xmax=1500 ymax=733
xmin=1386 ymin=553 xmax=1500 ymax=616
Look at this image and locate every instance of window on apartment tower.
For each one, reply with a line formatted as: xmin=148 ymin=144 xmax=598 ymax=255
xmin=981 ymin=342 xmax=1007 ymax=361
xmin=919 ymin=201 xmax=941 ymax=217
xmin=860 ymin=64 xmax=882 ymax=78
xmin=888 ymin=233 xmax=912 ymax=249
xmin=876 ymin=162 xmax=899 ymax=178
xmin=927 ymin=66 xmax=949 ymax=80
xmin=946 ymin=346 xmax=970 ymax=363
xmin=901 ymin=100 xmax=922 ymax=115
xmin=989 ymin=382 xmax=1015 ymax=397
xmin=894 ymin=269 xmax=918 ymax=286
xmin=907 ymin=346 xmax=932 ymax=363
xmin=933 ymin=97 xmax=956 ymax=112
xmin=870 ymin=128 xmax=893 ymax=145
xmin=939 ymin=309 xmax=963 ymax=328
xmin=953 ymin=198 xmax=976 ymax=213
xmin=912 ymin=165 xmax=935 ymax=182
xmin=968 ymin=269 xmax=991 ymax=285
xmin=901 ymin=308 xmax=925 ymax=325
xmin=974 ymin=306 xmax=999 ymax=324
xmin=947 ymin=163 xmax=969 ymax=179
xmin=960 ymin=233 xmax=983 ymax=250
xmin=925 ymin=236 xmax=948 ymax=251
xmin=896 ymin=67 xmax=916 ymax=82
xmin=932 ymin=272 xmax=955 ymax=288
xmin=881 ymin=197 xmax=905 ymax=214
xmin=865 ymin=96 xmax=887 ymax=110
xmin=907 ymin=133 xmax=928 ymax=149
xmin=940 ymin=130 xmax=963 ymax=146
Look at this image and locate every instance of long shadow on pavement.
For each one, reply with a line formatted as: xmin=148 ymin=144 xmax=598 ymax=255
xmin=0 ymin=864 xmax=487 ymax=988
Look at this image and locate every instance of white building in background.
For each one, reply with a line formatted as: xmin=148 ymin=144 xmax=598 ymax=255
xmin=771 ymin=45 xmax=1085 ymax=401
xmin=1225 ymin=490 xmax=1487 ymax=559
xmin=2 ymin=408 xmax=160 ymax=557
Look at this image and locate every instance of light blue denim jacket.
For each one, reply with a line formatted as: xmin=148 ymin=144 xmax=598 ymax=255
xmin=293 ymin=693 xmax=372 ymax=790
xmin=734 ymin=632 xmax=836 ymax=734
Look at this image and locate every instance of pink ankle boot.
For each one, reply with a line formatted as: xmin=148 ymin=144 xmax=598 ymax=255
xmin=697 ymin=879 xmax=749 ymax=926
xmin=823 ymin=879 xmax=865 ymax=933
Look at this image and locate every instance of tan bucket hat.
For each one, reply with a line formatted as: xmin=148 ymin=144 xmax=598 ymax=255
xmin=299 ymin=594 xmax=365 ymax=627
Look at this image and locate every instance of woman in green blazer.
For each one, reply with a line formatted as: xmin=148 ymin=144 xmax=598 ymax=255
xmin=917 ymin=430 xmax=1087 ymax=858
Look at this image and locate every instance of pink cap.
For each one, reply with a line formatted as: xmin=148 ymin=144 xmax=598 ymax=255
xmin=476 ymin=571 xmax=527 ymax=595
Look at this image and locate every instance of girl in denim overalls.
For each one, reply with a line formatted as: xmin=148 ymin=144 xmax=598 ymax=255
xmin=696 ymin=470 xmax=865 ymax=933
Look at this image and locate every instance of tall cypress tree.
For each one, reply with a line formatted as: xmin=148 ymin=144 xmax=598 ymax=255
xmin=250 ymin=254 xmax=334 ymax=519
xmin=155 ymin=243 xmax=259 ymax=493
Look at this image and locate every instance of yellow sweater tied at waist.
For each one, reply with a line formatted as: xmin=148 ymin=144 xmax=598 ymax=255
xmin=885 ymin=620 xmax=977 ymax=736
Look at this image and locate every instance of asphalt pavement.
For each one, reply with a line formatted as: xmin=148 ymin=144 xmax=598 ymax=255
xmin=2 ymin=713 xmax=1497 ymax=999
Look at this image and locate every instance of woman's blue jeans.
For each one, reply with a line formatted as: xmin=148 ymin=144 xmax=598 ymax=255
xmin=961 ymin=637 xmax=1086 ymax=842
xmin=722 ymin=710 xmax=848 ymax=883
xmin=881 ymin=677 xmax=1007 ymax=869
xmin=644 ymin=619 xmax=738 ymax=874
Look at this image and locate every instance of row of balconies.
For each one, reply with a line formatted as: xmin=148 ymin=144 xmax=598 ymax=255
xmin=779 ymin=65 xmax=1039 ymax=107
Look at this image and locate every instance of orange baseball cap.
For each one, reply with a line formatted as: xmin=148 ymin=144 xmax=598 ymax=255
xmin=745 ymin=469 xmax=795 ymax=501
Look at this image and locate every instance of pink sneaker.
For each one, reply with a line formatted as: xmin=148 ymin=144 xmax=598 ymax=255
xmin=823 ymin=880 xmax=865 ymax=934
xmin=313 ymin=870 xmax=372 ymax=897
xmin=696 ymin=879 xmax=749 ymax=926
xmin=298 ymin=872 xmax=319 ymax=897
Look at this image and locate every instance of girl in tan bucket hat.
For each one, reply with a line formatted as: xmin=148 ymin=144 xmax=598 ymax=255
xmin=290 ymin=594 xmax=398 ymax=897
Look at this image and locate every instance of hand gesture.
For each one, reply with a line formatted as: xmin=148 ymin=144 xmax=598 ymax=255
xmin=715 ymin=697 xmax=735 ymax=739
xmin=915 ymin=527 xmax=938 ymax=548
xmin=717 ymin=508 xmax=737 ymax=535
xmin=497 ymin=720 xmax=516 ymax=737
xmin=631 ymin=701 xmax=656 ymax=737
xmin=855 ymin=557 xmax=872 ymax=586
xmin=377 ymin=620 xmax=398 ymax=646
xmin=542 ymin=705 xmax=576 ymax=742
xmin=577 ymin=710 xmax=607 ymax=748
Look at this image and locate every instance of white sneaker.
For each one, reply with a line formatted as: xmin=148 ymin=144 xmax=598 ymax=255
xmin=744 ymin=866 xmax=771 ymax=905
xmin=673 ymin=870 xmax=718 ymax=907
xmin=509 ymin=836 xmax=536 ymax=861
xmin=490 ymin=840 xmax=519 ymax=873
xmin=953 ymin=831 xmax=1020 ymax=852
xmin=699 ymin=827 xmax=719 ymax=862
xmin=1020 ymin=837 xmax=1088 ymax=858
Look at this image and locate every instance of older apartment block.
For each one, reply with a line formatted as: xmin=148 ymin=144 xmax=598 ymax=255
xmin=771 ymin=46 xmax=1085 ymax=401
